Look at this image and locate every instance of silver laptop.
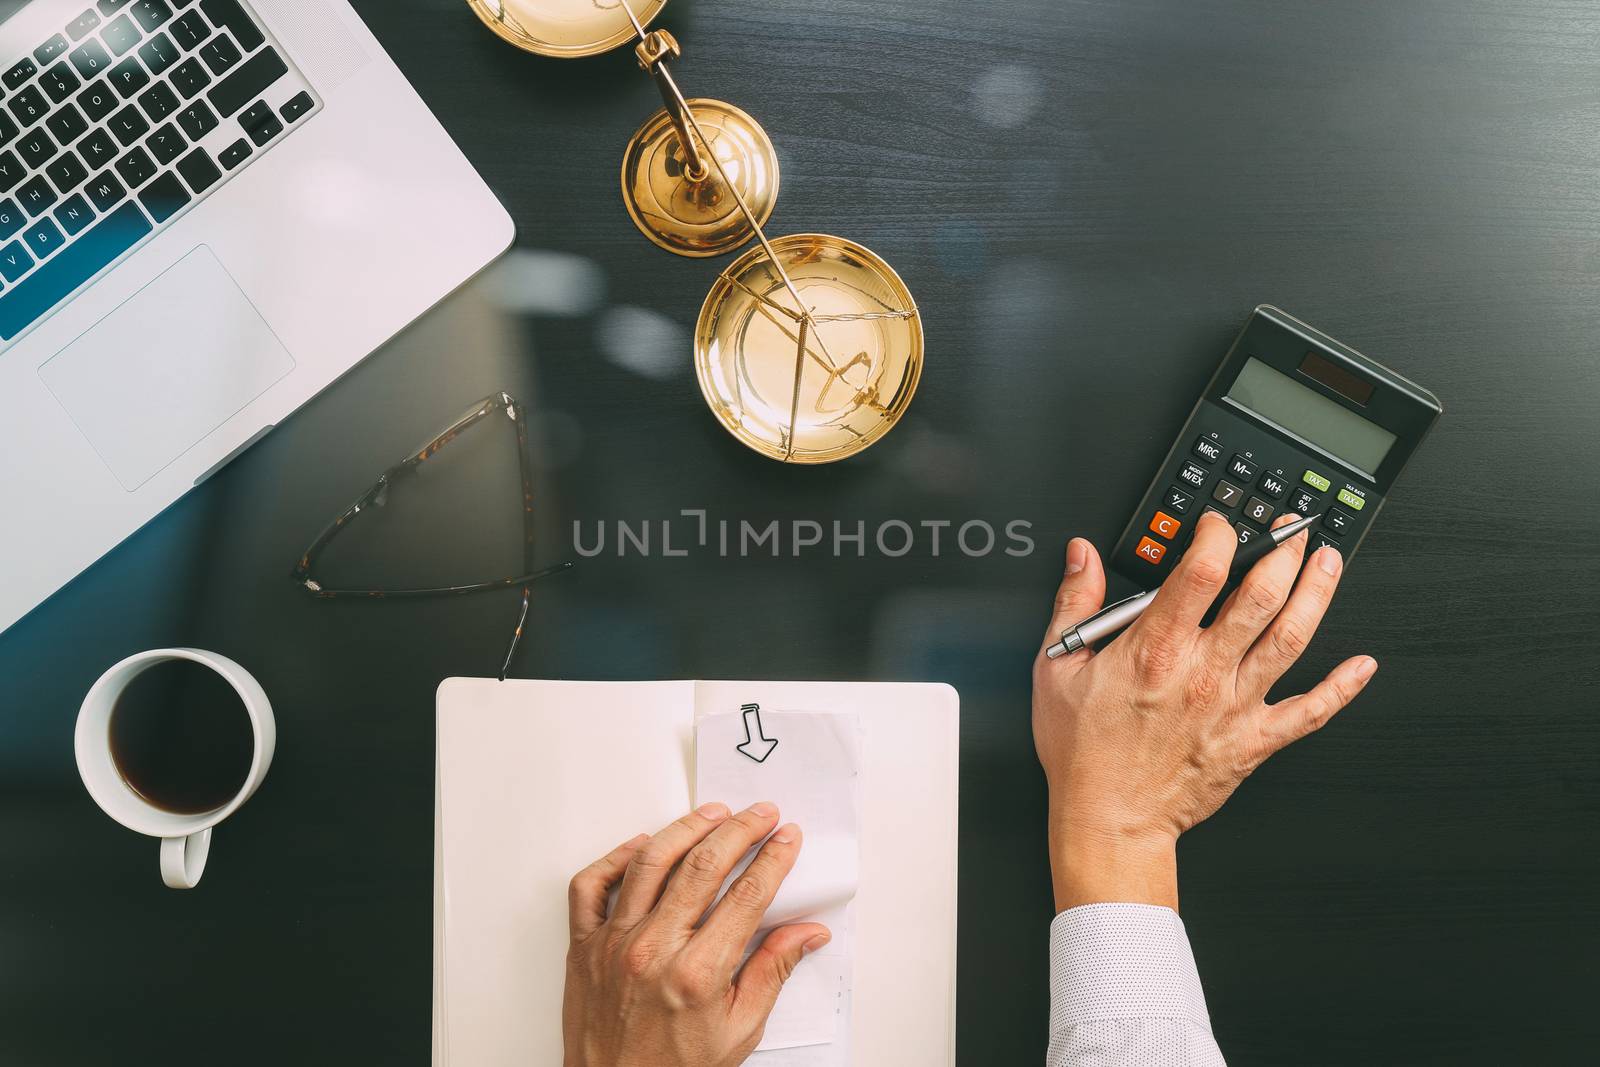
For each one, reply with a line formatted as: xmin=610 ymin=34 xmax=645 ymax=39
xmin=0 ymin=0 xmax=515 ymax=636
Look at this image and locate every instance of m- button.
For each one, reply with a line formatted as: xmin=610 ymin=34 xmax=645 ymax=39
xmin=1149 ymin=511 xmax=1183 ymax=540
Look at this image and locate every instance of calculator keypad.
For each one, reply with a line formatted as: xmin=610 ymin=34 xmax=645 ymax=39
xmin=1114 ymin=403 xmax=1383 ymax=585
xmin=1241 ymin=496 xmax=1274 ymax=526
xmin=1211 ymin=480 xmax=1243 ymax=508
xmin=1149 ymin=512 xmax=1183 ymax=539
xmin=1257 ymin=471 xmax=1288 ymax=499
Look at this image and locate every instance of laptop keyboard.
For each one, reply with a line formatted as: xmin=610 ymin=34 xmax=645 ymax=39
xmin=0 ymin=0 xmax=318 ymax=343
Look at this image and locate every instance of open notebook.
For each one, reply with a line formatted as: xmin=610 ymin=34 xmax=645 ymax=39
xmin=433 ymin=678 xmax=959 ymax=1066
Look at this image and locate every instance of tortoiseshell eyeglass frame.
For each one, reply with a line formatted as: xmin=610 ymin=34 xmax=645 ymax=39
xmin=290 ymin=391 xmax=572 ymax=680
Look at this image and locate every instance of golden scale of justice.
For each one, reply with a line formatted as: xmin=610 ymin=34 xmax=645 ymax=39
xmin=466 ymin=0 xmax=924 ymax=463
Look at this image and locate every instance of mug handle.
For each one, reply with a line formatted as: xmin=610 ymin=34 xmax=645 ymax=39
xmin=160 ymin=828 xmax=212 ymax=889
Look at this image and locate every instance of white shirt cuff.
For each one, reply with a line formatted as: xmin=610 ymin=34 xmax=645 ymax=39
xmin=1049 ymin=903 xmax=1213 ymax=1034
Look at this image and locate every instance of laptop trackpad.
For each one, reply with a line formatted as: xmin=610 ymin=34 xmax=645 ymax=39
xmin=39 ymin=246 xmax=295 ymax=491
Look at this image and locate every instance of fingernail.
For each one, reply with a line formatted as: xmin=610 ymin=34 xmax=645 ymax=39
xmin=803 ymin=932 xmax=832 ymax=953
xmin=1066 ymin=538 xmax=1087 ymax=576
xmin=749 ymin=801 xmax=779 ymax=818
xmin=697 ymin=802 xmax=730 ymax=820
xmin=771 ymin=822 xmax=800 ymax=844
xmin=1317 ymin=546 xmax=1342 ymax=575
xmin=1355 ymin=656 xmax=1378 ymax=681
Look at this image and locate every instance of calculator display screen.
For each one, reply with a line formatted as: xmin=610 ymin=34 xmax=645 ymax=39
xmin=1225 ymin=358 xmax=1397 ymax=475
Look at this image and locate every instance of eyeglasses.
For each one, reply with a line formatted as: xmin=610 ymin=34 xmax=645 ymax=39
xmin=291 ymin=391 xmax=572 ymax=679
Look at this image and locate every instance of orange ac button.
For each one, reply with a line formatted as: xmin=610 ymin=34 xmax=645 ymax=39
xmin=1148 ymin=511 xmax=1183 ymax=540
xmin=1134 ymin=536 xmax=1167 ymax=565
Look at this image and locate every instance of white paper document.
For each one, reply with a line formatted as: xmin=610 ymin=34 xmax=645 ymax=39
xmin=433 ymin=678 xmax=959 ymax=1067
xmin=696 ymin=708 xmax=861 ymax=1061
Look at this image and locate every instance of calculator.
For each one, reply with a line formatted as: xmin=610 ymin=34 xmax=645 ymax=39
xmin=1110 ymin=306 xmax=1441 ymax=588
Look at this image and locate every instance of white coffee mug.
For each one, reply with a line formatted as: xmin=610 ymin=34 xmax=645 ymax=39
xmin=75 ymin=648 xmax=276 ymax=889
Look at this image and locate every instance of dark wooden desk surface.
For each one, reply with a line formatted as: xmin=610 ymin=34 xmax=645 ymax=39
xmin=4 ymin=1 xmax=1599 ymax=1063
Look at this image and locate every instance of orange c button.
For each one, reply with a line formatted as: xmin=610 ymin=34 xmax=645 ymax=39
xmin=1148 ymin=511 xmax=1183 ymax=540
xmin=1135 ymin=536 xmax=1167 ymax=564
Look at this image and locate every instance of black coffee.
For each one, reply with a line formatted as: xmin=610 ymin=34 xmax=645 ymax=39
xmin=108 ymin=659 xmax=255 ymax=815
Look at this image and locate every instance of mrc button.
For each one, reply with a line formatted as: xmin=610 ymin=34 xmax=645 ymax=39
xmin=1192 ymin=437 xmax=1223 ymax=464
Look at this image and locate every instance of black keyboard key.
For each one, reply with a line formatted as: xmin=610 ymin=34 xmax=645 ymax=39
xmin=35 ymin=36 xmax=71 ymax=66
xmin=131 ymin=0 xmax=173 ymax=32
xmin=78 ymin=127 xmax=119 ymax=167
xmin=200 ymin=0 xmax=265 ymax=52
xmin=77 ymin=79 xmax=116 ymax=121
xmin=85 ymin=170 xmax=126 ymax=211
xmin=175 ymin=99 xmax=216 ymax=140
xmin=54 ymin=193 xmax=96 ymax=235
xmin=102 ymin=14 xmax=142 ymax=56
xmin=199 ymin=35 xmax=241 ymax=77
xmin=0 ymin=151 xmax=23 ymax=192
xmin=68 ymin=10 xmax=104 ymax=42
xmin=114 ymin=145 xmax=156 ymax=187
xmin=170 ymin=11 xmax=208 ymax=51
xmin=69 ymin=39 xmax=112 ymax=79
xmin=7 ymin=86 xmax=48 ymax=127
xmin=247 ymin=110 xmax=280 ymax=146
xmin=17 ymin=128 xmax=57 ymax=168
xmin=175 ymin=144 xmax=219 ymax=192
xmin=0 ymin=240 xmax=34 ymax=283
xmin=207 ymin=47 xmax=284 ymax=117
xmin=138 ymin=80 xmax=177 ymax=121
xmin=138 ymin=32 xmax=179 ymax=76
xmin=136 ymin=168 xmax=188 ymax=222
xmin=110 ymin=57 xmax=149 ymax=98
xmin=46 ymin=102 xmax=89 ymax=145
xmin=46 ymin=152 xmax=89 ymax=194
xmin=41 ymin=62 xmax=82 ymax=104
xmin=280 ymin=90 xmax=312 ymax=123
xmin=0 ymin=111 xmax=18 ymax=148
xmin=0 ymin=197 xmax=24 ymax=239
xmin=98 ymin=0 xmax=136 ymax=14
xmin=109 ymin=103 xmax=149 ymax=144
xmin=0 ymin=201 xmax=152 ymax=337
xmin=18 ymin=175 xmax=57 ymax=216
xmin=218 ymin=136 xmax=249 ymax=169
xmin=3 ymin=59 xmax=38 ymax=91
xmin=170 ymin=56 xmax=209 ymax=98
xmin=23 ymin=216 xmax=64 ymax=260
xmin=146 ymin=121 xmax=184 ymax=164
xmin=240 ymin=99 xmax=271 ymax=129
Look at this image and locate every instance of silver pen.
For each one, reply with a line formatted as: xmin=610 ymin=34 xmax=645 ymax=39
xmin=1044 ymin=513 xmax=1322 ymax=659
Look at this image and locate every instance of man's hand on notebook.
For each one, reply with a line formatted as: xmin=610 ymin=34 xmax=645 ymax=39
xmin=562 ymin=801 xmax=832 ymax=1067
xmin=1032 ymin=512 xmax=1378 ymax=911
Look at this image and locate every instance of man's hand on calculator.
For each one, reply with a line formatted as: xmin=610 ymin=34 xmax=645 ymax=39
xmin=1032 ymin=510 xmax=1378 ymax=911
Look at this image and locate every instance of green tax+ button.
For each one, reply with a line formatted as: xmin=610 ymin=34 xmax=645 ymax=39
xmin=1302 ymin=469 xmax=1331 ymax=492
xmin=1336 ymin=487 xmax=1366 ymax=511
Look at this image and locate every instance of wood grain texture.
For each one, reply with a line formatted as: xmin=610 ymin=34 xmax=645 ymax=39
xmin=1 ymin=0 xmax=1598 ymax=1063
